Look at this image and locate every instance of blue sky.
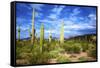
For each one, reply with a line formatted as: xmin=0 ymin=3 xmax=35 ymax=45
xmin=16 ymin=3 xmax=96 ymax=39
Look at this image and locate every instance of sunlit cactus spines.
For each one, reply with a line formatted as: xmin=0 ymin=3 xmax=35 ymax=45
xmin=18 ymin=26 xmax=20 ymax=41
xmin=49 ymin=30 xmax=52 ymax=43
xmin=40 ymin=23 xmax=44 ymax=52
xmin=60 ymin=21 xmax=64 ymax=44
xmin=31 ymin=8 xmax=35 ymax=44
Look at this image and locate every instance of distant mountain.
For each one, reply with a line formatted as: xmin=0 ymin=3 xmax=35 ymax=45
xmin=20 ymin=37 xmax=31 ymax=40
xmin=19 ymin=34 xmax=96 ymax=41
xmin=65 ymin=34 xmax=96 ymax=41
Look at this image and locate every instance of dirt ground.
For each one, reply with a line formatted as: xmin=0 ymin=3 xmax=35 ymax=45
xmin=48 ymin=52 xmax=96 ymax=63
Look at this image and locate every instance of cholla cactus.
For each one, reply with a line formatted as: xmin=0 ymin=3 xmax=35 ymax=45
xmin=60 ymin=21 xmax=64 ymax=44
xmin=49 ymin=30 xmax=52 ymax=43
xmin=18 ymin=26 xmax=20 ymax=41
xmin=40 ymin=23 xmax=44 ymax=52
xmin=31 ymin=9 xmax=35 ymax=44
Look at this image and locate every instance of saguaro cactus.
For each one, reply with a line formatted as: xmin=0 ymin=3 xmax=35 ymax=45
xmin=49 ymin=30 xmax=52 ymax=43
xmin=18 ymin=26 xmax=20 ymax=41
xmin=60 ymin=21 xmax=64 ymax=44
xmin=31 ymin=9 xmax=35 ymax=44
xmin=28 ymin=28 xmax=32 ymax=38
xmin=40 ymin=23 xmax=44 ymax=52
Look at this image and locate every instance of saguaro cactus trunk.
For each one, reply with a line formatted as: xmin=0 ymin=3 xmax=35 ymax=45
xmin=40 ymin=23 xmax=44 ymax=52
xmin=18 ymin=26 xmax=20 ymax=41
xmin=60 ymin=21 xmax=64 ymax=44
xmin=28 ymin=28 xmax=32 ymax=38
xmin=31 ymin=9 xmax=35 ymax=44
xmin=49 ymin=30 xmax=52 ymax=43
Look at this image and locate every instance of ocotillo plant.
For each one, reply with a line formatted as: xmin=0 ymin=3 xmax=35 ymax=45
xmin=18 ymin=26 xmax=20 ymax=41
xmin=40 ymin=23 xmax=44 ymax=52
xmin=60 ymin=21 xmax=64 ymax=44
xmin=31 ymin=9 xmax=35 ymax=44
xmin=49 ymin=30 xmax=52 ymax=43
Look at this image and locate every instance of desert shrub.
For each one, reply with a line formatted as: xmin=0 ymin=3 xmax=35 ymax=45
xmin=31 ymin=51 xmax=50 ymax=64
xmin=87 ymin=44 xmax=96 ymax=58
xmin=30 ymin=45 xmax=50 ymax=64
xmin=63 ymin=43 xmax=81 ymax=54
xmin=81 ymin=42 xmax=88 ymax=52
xmin=57 ymin=55 xmax=71 ymax=63
xmin=16 ymin=46 xmax=22 ymax=59
xmin=48 ymin=50 xmax=59 ymax=58
xmin=72 ymin=44 xmax=81 ymax=53
xmin=78 ymin=56 xmax=88 ymax=61
xmin=48 ymin=47 xmax=64 ymax=58
xmin=63 ymin=44 xmax=73 ymax=53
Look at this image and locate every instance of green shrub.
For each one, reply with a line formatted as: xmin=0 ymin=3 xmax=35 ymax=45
xmin=87 ymin=44 xmax=96 ymax=58
xmin=57 ymin=55 xmax=71 ymax=63
xmin=78 ymin=56 xmax=88 ymax=61
xmin=63 ymin=43 xmax=81 ymax=54
xmin=72 ymin=44 xmax=81 ymax=53
xmin=31 ymin=51 xmax=50 ymax=64
xmin=48 ymin=50 xmax=59 ymax=58
xmin=81 ymin=43 xmax=88 ymax=52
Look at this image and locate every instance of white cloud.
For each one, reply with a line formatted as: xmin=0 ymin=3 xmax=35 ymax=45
xmin=30 ymin=4 xmax=44 ymax=11
xmin=71 ymin=8 xmax=81 ymax=16
xmin=88 ymin=13 xmax=96 ymax=20
xmin=48 ymin=5 xmax=65 ymax=19
xmin=35 ymin=12 xmax=43 ymax=18
xmin=64 ymin=22 xmax=96 ymax=30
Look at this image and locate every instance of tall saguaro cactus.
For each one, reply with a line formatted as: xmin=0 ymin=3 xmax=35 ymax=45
xmin=60 ymin=21 xmax=64 ymax=44
xmin=40 ymin=23 xmax=44 ymax=52
xmin=28 ymin=28 xmax=32 ymax=38
xmin=31 ymin=9 xmax=35 ymax=44
xmin=18 ymin=26 xmax=20 ymax=41
xmin=49 ymin=30 xmax=52 ymax=43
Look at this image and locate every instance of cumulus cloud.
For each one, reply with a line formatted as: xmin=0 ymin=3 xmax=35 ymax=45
xmin=48 ymin=5 xmax=65 ymax=19
xmin=88 ymin=13 xmax=96 ymax=20
xmin=30 ymin=4 xmax=44 ymax=11
xmin=16 ymin=3 xmax=96 ymax=39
